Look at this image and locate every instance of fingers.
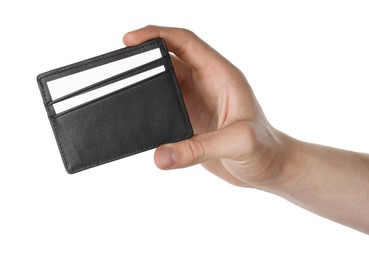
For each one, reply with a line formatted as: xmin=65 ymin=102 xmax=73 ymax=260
xmin=154 ymin=122 xmax=255 ymax=169
xmin=123 ymin=25 xmax=223 ymax=70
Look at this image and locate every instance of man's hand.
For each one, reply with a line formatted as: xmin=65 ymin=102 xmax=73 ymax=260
xmin=124 ymin=25 xmax=287 ymax=187
xmin=124 ymin=26 xmax=369 ymax=234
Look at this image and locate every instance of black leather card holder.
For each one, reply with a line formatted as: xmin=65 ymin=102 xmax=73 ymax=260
xmin=37 ymin=38 xmax=193 ymax=174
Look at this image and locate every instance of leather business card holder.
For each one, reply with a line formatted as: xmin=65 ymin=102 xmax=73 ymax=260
xmin=37 ymin=38 xmax=193 ymax=173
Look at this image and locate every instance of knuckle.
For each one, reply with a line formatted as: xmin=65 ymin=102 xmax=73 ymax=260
xmin=178 ymin=30 xmax=195 ymax=54
xmin=183 ymin=138 xmax=206 ymax=165
xmin=237 ymin=122 xmax=258 ymax=155
xmin=179 ymin=28 xmax=195 ymax=36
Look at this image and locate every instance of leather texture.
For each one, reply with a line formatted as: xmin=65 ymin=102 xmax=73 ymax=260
xmin=37 ymin=39 xmax=193 ymax=174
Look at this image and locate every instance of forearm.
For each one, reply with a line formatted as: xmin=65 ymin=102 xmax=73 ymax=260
xmin=266 ymin=133 xmax=369 ymax=234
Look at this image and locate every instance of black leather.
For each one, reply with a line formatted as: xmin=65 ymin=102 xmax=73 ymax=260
xmin=37 ymin=39 xmax=193 ymax=173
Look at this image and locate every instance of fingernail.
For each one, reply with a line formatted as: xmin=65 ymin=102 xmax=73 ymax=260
xmin=157 ymin=147 xmax=176 ymax=168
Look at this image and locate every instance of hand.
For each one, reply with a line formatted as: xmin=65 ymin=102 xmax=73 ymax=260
xmin=124 ymin=26 xmax=369 ymax=233
xmin=123 ymin=25 xmax=287 ymax=187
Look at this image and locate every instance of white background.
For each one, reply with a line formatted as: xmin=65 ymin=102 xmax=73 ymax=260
xmin=1 ymin=0 xmax=368 ymax=259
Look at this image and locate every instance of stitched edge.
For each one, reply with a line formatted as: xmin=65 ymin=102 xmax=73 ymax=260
xmin=38 ymin=79 xmax=71 ymax=172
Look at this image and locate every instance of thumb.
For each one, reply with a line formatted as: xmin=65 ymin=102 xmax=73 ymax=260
xmin=154 ymin=122 xmax=251 ymax=169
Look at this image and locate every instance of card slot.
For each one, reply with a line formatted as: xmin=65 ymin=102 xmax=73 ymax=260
xmin=48 ymin=57 xmax=167 ymax=106
xmin=46 ymin=47 xmax=163 ymax=100
xmin=50 ymin=69 xmax=169 ymax=117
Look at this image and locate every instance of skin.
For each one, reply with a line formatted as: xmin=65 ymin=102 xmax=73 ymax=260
xmin=123 ymin=25 xmax=369 ymax=234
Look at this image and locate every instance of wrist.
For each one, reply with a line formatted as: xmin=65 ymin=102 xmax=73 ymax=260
xmin=254 ymin=131 xmax=302 ymax=195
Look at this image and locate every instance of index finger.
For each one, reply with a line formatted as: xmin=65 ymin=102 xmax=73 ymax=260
xmin=123 ymin=25 xmax=222 ymax=70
